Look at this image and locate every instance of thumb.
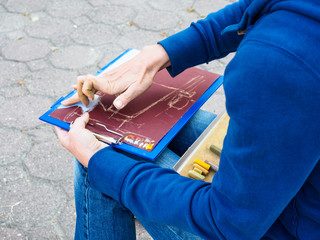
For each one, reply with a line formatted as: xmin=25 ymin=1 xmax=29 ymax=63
xmin=61 ymin=92 xmax=80 ymax=106
xmin=72 ymin=112 xmax=90 ymax=129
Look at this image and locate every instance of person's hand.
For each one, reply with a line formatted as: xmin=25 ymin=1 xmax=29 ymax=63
xmin=62 ymin=44 xmax=170 ymax=109
xmin=55 ymin=112 xmax=107 ymax=168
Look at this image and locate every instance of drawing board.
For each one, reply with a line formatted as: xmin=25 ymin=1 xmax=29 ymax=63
xmin=39 ymin=49 xmax=223 ymax=160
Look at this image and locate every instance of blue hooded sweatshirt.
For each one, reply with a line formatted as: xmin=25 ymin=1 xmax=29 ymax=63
xmin=88 ymin=0 xmax=320 ymax=239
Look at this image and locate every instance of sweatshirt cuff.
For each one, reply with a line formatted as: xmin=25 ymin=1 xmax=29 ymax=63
xmin=88 ymin=147 xmax=141 ymax=203
xmin=158 ymin=24 xmax=208 ymax=77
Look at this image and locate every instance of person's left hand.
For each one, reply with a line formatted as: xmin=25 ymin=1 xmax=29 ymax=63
xmin=55 ymin=112 xmax=108 ymax=168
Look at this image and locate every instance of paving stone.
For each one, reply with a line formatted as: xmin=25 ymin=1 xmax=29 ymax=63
xmin=0 ymin=95 xmax=4 ymax=105
xmin=175 ymin=10 xmax=201 ymax=31
xmin=218 ymin=52 xmax=235 ymax=65
xmin=109 ymin=0 xmax=146 ymax=7
xmin=0 ymin=178 xmax=65 ymax=228
xmin=72 ymin=15 xmax=92 ymax=26
xmin=0 ymin=128 xmax=31 ymax=165
xmin=148 ymin=0 xmax=194 ymax=12
xmin=0 ymin=32 xmax=6 ymax=47
xmin=88 ymin=0 xmax=110 ymax=7
xmin=59 ymin=177 xmax=74 ymax=200
xmin=24 ymin=140 xmax=73 ymax=181
xmin=0 ymin=164 xmax=27 ymax=184
xmin=97 ymin=45 xmax=127 ymax=69
xmin=2 ymin=38 xmax=50 ymax=62
xmin=117 ymin=26 xmax=165 ymax=50
xmin=49 ymin=35 xmax=73 ymax=48
xmin=0 ymin=12 xmax=26 ymax=32
xmin=25 ymin=224 xmax=62 ymax=240
xmin=25 ymin=68 xmax=77 ymax=97
xmin=5 ymin=0 xmax=48 ymax=13
xmin=49 ymin=45 xmax=100 ymax=69
xmin=47 ymin=0 xmax=92 ymax=18
xmin=78 ymin=65 xmax=100 ymax=76
xmin=29 ymin=10 xmax=48 ymax=19
xmin=201 ymin=86 xmax=226 ymax=114
xmin=193 ymin=0 xmax=231 ymax=16
xmin=89 ymin=5 xmax=135 ymax=25
xmin=25 ymin=16 xmax=74 ymax=39
xmin=0 ymin=84 xmax=28 ymax=98
xmin=26 ymin=59 xmax=48 ymax=72
xmin=58 ymin=200 xmax=76 ymax=239
xmin=0 ymin=95 xmax=54 ymax=130
xmin=134 ymin=9 xmax=180 ymax=31
xmin=135 ymin=220 xmax=152 ymax=240
xmin=203 ymin=58 xmax=229 ymax=75
xmin=26 ymin=125 xmax=57 ymax=144
xmin=5 ymin=30 xmax=26 ymax=41
xmin=0 ymin=226 xmax=25 ymax=239
xmin=71 ymin=23 xmax=118 ymax=46
xmin=0 ymin=60 xmax=28 ymax=86
xmin=0 ymin=4 xmax=5 ymax=12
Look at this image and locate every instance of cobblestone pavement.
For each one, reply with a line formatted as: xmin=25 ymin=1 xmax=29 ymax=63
xmin=0 ymin=0 xmax=234 ymax=239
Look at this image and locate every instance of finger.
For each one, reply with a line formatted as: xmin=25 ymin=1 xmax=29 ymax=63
xmin=54 ymin=126 xmax=69 ymax=148
xmin=72 ymin=112 xmax=90 ymax=130
xmin=77 ymin=76 xmax=89 ymax=107
xmin=61 ymin=93 xmax=81 ymax=106
xmin=113 ymin=83 xmax=152 ymax=110
xmin=82 ymin=78 xmax=96 ymax=101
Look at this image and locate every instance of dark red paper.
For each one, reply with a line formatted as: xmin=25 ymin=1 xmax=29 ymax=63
xmin=50 ymin=68 xmax=219 ymax=151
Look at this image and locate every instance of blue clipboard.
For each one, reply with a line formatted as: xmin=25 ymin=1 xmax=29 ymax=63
xmin=39 ymin=49 xmax=223 ymax=160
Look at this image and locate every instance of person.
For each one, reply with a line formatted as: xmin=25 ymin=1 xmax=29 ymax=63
xmin=55 ymin=0 xmax=320 ymax=239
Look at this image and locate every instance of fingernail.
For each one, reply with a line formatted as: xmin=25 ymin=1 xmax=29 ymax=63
xmin=114 ymin=99 xmax=123 ymax=109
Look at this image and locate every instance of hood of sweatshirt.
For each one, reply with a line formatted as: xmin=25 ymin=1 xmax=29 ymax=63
xmin=222 ymin=0 xmax=320 ymax=35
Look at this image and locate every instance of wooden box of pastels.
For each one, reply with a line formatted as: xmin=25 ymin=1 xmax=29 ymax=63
xmin=173 ymin=111 xmax=229 ymax=182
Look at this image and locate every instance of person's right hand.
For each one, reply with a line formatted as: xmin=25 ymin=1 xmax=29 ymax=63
xmin=62 ymin=44 xmax=171 ymax=110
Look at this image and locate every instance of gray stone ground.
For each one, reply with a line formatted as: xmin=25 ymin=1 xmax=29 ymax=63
xmin=0 ymin=0 xmax=234 ymax=239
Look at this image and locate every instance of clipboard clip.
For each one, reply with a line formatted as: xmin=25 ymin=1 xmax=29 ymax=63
xmin=91 ymin=123 xmax=124 ymax=145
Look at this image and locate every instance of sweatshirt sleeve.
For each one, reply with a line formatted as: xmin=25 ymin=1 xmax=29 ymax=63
xmin=158 ymin=0 xmax=250 ymax=76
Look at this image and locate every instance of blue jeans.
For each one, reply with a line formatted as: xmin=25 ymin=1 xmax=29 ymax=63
xmin=74 ymin=110 xmax=216 ymax=240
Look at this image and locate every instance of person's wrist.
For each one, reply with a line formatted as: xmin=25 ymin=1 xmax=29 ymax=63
xmin=141 ymin=44 xmax=171 ymax=72
xmin=81 ymin=142 xmax=107 ymax=168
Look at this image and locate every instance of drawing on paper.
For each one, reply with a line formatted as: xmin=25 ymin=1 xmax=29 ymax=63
xmin=50 ymin=68 xmax=219 ymax=151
